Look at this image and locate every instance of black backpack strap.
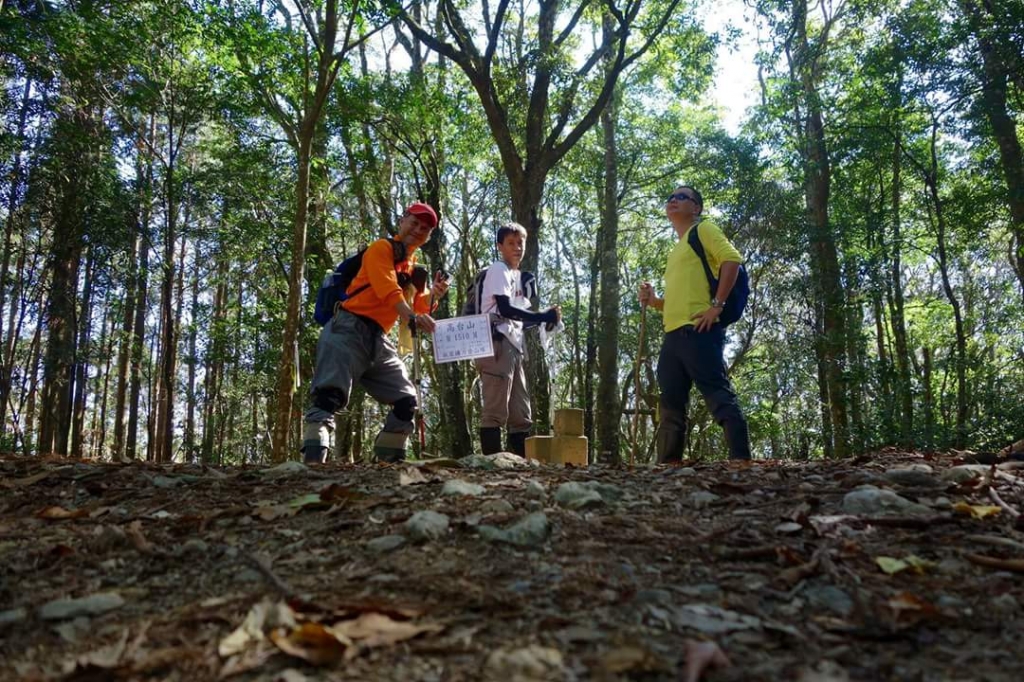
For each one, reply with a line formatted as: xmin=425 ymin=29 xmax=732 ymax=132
xmin=687 ymin=221 xmax=717 ymax=293
xmin=342 ymin=239 xmax=407 ymax=309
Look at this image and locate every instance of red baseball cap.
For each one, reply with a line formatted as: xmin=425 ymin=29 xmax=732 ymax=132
xmin=405 ymin=201 xmax=438 ymax=228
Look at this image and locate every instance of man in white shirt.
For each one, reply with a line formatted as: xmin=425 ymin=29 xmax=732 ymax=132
xmin=474 ymin=222 xmax=560 ymax=456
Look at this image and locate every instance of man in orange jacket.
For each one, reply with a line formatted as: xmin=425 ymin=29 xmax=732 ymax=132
xmin=302 ymin=202 xmax=449 ymax=463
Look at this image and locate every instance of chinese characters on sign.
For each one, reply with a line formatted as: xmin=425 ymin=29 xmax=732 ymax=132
xmin=432 ymin=314 xmax=494 ymax=364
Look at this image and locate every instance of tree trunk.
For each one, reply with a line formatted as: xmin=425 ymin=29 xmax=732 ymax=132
xmin=925 ymin=123 xmax=969 ymax=447
xmin=0 ymin=77 xmax=32 ymax=433
xmin=38 ymin=107 xmax=90 ymax=455
xmin=95 ymin=295 xmax=114 ymax=459
xmin=70 ymin=247 xmax=95 ymax=457
xmin=959 ymin=0 xmax=1024 ymax=298
xmin=921 ymin=346 xmax=934 ymax=448
xmin=596 ymin=62 xmax=622 ymax=463
xmin=202 ymin=242 xmax=229 ymax=463
xmin=184 ymin=252 xmax=200 ymax=462
xmin=791 ymin=0 xmax=849 ymax=457
xmin=584 ymin=245 xmax=599 ymax=455
xmin=513 ymin=180 xmax=551 ymax=433
xmin=888 ymin=125 xmax=914 ymax=447
xmin=270 ymin=126 xmax=314 ymax=462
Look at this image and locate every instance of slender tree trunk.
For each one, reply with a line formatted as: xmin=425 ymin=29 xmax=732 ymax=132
xmin=790 ymin=0 xmax=849 ymax=457
xmin=154 ymin=117 xmax=181 ymax=463
xmin=889 ymin=126 xmax=914 ymax=447
xmin=0 ymin=78 xmax=32 ymax=432
xmin=126 ymin=225 xmax=150 ymax=461
xmin=814 ymin=313 xmax=834 ymax=459
xmin=271 ymin=125 xmax=314 ymax=462
xmin=184 ymin=255 xmax=199 ymax=462
xmin=95 ymin=296 xmax=114 ymax=459
xmin=921 ymin=346 xmax=934 ymax=448
xmin=23 ymin=312 xmax=43 ymax=455
xmin=70 ymin=248 xmax=95 ymax=457
xmin=113 ymin=219 xmax=140 ymax=460
xmin=513 ymin=180 xmax=551 ymax=433
xmin=584 ymin=246 xmax=600 ymax=454
xmin=925 ymin=123 xmax=969 ymax=447
xmin=126 ymin=114 xmax=156 ymax=461
xmin=596 ymin=49 xmax=622 ymax=462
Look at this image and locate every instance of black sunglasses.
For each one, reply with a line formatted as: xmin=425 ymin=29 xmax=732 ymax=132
xmin=666 ymin=192 xmax=697 ymax=204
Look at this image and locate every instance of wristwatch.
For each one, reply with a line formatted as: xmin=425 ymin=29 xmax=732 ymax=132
xmin=711 ymin=298 xmax=725 ymax=309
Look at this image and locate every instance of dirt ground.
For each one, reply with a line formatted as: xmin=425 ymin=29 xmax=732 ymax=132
xmin=1 ymin=450 xmax=1022 ymax=682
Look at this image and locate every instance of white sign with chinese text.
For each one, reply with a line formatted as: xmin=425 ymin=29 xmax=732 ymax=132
xmin=433 ymin=315 xmax=494 ymax=363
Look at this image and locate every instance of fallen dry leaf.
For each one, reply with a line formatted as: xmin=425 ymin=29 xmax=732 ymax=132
xmin=269 ymin=623 xmax=349 ymax=666
xmin=399 ymin=467 xmax=429 ymax=486
xmin=329 ymin=612 xmax=443 ymax=649
xmin=219 ymin=600 xmax=297 ymax=658
xmin=875 ymin=555 xmax=935 ymax=575
xmin=37 ymin=506 xmax=89 ymax=520
xmin=953 ymin=502 xmax=1002 ymax=519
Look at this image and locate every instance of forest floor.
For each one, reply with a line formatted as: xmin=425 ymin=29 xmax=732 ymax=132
xmin=1 ymin=450 xmax=1023 ymax=682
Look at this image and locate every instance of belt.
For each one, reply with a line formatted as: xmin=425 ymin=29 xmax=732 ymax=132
xmin=340 ymin=308 xmax=383 ymax=335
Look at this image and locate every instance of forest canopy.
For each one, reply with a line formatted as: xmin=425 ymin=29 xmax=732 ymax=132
xmin=1 ymin=0 xmax=1022 ymax=464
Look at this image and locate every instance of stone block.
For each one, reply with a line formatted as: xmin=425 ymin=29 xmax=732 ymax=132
xmin=553 ymin=409 xmax=585 ymax=437
xmin=526 ymin=435 xmax=588 ymax=466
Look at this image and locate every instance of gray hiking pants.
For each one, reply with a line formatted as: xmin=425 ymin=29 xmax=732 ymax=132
xmin=303 ymin=310 xmax=415 ymax=456
xmin=474 ymin=335 xmax=531 ymax=434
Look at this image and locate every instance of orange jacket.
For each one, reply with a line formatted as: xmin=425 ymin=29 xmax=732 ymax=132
xmin=341 ymin=238 xmax=431 ymax=332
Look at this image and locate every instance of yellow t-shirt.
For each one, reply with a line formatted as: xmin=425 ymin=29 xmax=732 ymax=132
xmin=663 ymin=219 xmax=742 ymax=332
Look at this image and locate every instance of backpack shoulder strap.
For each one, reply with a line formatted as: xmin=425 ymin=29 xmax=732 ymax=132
xmin=687 ymin=220 xmax=717 ymax=289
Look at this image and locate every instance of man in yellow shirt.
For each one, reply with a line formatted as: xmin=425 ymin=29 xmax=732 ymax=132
xmin=302 ymin=202 xmax=449 ymax=464
xmin=639 ymin=186 xmax=751 ymax=461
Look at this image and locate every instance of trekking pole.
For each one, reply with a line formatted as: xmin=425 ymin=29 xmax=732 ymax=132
xmin=410 ymin=317 xmax=426 ymax=455
xmin=631 ymin=297 xmax=647 ymax=467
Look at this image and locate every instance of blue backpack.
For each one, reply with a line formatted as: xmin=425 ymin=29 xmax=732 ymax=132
xmin=687 ymin=222 xmax=750 ymax=326
xmin=313 ymin=240 xmax=406 ymax=326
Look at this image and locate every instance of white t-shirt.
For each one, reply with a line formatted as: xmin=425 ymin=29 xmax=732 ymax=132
xmin=480 ymin=261 xmax=529 ymax=351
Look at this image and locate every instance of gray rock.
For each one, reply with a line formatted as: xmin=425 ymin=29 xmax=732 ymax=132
xmin=883 ymin=468 xmax=940 ymax=487
xmin=554 ymin=482 xmax=604 ymax=510
xmin=841 ymin=486 xmax=931 ymax=515
xmin=404 ymin=510 xmax=450 ymax=541
xmin=525 ymin=499 xmax=544 ymax=512
xmin=688 ymin=491 xmax=721 ymax=509
xmin=0 ymin=607 xmax=27 ymax=627
xmin=524 ymin=480 xmax=546 ymax=499
xmin=181 ymin=539 xmax=209 ymax=555
xmin=803 ymin=585 xmax=854 ymax=617
xmin=367 ymin=535 xmax=406 ymax=553
xmin=459 ymin=453 xmax=533 ymax=470
xmin=634 ymin=588 xmax=673 ymax=606
xmin=942 ymin=465 xmax=989 ymax=484
xmin=671 ymin=603 xmax=762 ymax=634
xmin=263 ymin=461 xmax=308 ymax=478
xmin=674 ymin=583 xmax=723 ymax=600
xmin=39 ymin=592 xmax=125 ymax=621
xmin=441 ymin=479 xmax=486 ymax=497
xmin=478 ymin=512 xmax=550 ymax=547
xmin=672 ymin=467 xmax=698 ymax=477
xmin=151 ymin=474 xmax=182 ymax=489
xmin=990 ymin=594 xmax=1019 ymax=615
xmin=236 ymin=568 xmax=262 ymax=583
xmin=480 ymin=499 xmax=515 ymax=514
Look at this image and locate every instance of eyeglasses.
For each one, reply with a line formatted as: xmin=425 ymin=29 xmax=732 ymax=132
xmin=666 ymin=192 xmax=697 ymax=205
